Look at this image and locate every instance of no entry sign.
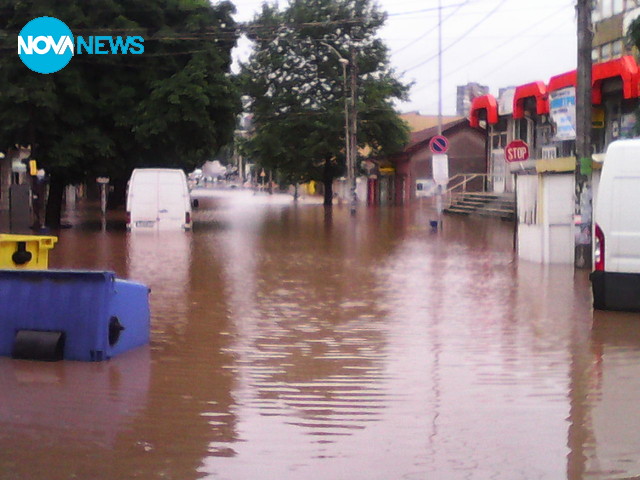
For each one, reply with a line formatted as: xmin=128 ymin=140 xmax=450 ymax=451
xmin=429 ymin=135 xmax=449 ymax=154
xmin=505 ymin=140 xmax=529 ymax=162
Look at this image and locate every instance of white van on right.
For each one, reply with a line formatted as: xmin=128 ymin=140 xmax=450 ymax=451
xmin=591 ymin=138 xmax=640 ymax=311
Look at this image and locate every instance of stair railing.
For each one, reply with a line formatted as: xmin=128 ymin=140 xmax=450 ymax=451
xmin=444 ymin=174 xmax=487 ymax=208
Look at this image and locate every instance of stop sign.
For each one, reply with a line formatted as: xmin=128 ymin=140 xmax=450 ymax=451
xmin=505 ymin=140 xmax=529 ymax=162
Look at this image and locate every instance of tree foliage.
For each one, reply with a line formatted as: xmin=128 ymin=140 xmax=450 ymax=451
xmin=241 ymin=0 xmax=410 ymax=202
xmin=628 ymin=16 xmax=640 ymax=51
xmin=0 ymin=0 xmax=241 ymax=224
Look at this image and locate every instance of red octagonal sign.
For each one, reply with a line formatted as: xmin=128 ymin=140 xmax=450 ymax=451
xmin=505 ymin=140 xmax=529 ymax=162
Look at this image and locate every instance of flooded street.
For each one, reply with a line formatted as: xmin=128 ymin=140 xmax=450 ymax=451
xmin=1 ymin=189 xmax=639 ymax=480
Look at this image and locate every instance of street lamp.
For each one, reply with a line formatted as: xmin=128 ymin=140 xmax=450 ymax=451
xmin=320 ymin=42 xmax=356 ymax=214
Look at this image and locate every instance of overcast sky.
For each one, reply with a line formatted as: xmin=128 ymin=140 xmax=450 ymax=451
xmin=230 ymin=0 xmax=578 ymax=116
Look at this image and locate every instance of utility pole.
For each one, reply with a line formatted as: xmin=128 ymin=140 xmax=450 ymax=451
xmin=437 ymin=0 xmax=443 ymax=136
xmin=341 ymin=58 xmax=350 ymax=209
xmin=349 ymin=45 xmax=358 ymax=215
xmin=568 ymin=8 xmax=594 ymax=477
xmin=434 ymin=0 xmax=445 ymax=230
xmin=574 ymin=0 xmax=593 ymax=268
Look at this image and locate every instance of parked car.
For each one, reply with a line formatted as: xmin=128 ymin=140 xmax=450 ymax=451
xmin=591 ymin=139 xmax=640 ymax=311
xmin=126 ymin=168 xmax=192 ymax=231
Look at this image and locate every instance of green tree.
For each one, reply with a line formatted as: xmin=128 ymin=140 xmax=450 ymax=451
xmin=241 ymin=0 xmax=410 ymax=205
xmin=628 ymin=16 xmax=640 ymax=51
xmin=0 ymin=0 xmax=241 ymax=226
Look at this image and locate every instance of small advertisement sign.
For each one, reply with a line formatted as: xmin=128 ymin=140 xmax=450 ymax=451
xmin=549 ymin=87 xmax=576 ymax=141
xmin=498 ymin=87 xmax=515 ymax=116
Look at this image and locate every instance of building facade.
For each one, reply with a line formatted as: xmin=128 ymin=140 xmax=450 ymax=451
xmin=592 ymin=0 xmax=640 ymax=62
xmin=376 ymin=117 xmax=486 ymax=206
xmin=470 ymin=54 xmax=640 ymax=264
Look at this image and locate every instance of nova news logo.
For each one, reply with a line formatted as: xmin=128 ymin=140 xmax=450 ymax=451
xmin=18 ymin=16 xmax=144 ymax=74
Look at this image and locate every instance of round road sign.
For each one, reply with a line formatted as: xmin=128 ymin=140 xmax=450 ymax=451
xmin=429 ymin=135 xmax=449 ymax=154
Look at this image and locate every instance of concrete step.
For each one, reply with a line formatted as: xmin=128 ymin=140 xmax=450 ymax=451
xmin=458 ymin=199 xmax=489 ymax=206
xmin=444 ymin=207 xmax=471 ymax=216
xmin=447 ymin=203 xmax=477 ymax=212
xmin=445 ymin=191 xmax=516 ymax=221
xmin=476 ymin=208 xmax=516 ymax=220
xmin=463 ymin=193 xmax=499 ymax=200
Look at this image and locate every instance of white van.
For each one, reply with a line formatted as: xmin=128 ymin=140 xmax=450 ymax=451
xmin=126 ymin=168 xmax=192 ymax=231
xmin=591 ymin=139 xmax=640 ymax=311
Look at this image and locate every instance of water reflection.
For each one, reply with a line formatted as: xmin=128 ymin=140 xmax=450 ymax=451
xmin=579 ymin=312 xmax=640 ymax=479
xmin=5 ymin=193 xmax=640 ymax=479
xmin=126 ymin=231 xmax=192 ymax=346
xmin=0 ymin=348 xmax=150 ymax=480
xmin=197 ymin=192 xmax=393 ymax=475
xmin=125 ymin=225 xmax=238 ymax=477
xmin=377 ymin=223 xmax=587 ymax=478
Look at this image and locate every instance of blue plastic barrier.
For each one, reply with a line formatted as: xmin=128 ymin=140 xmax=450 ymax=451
xmin=0 ymin=270 xmax=150 ymax=361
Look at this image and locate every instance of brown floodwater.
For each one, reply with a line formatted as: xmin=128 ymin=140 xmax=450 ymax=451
xmin=1 ymin=189 xmax=639 ymax=480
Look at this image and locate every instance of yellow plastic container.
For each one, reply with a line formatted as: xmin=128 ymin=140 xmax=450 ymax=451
xmin=0 ymin=234 xmax=58 ymax=270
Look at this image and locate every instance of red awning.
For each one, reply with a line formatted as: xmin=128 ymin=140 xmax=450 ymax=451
xmin=469 ymin=94 xmax=499 ymax=128
xmin=592 ymin=55 xmax=640 ymax=104
xmin=548 ymin=70 xmax=577 ymax=93
xmin=513 ymin=81 xmax=549 ymax=119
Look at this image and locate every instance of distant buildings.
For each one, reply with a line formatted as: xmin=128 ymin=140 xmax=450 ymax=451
xmin=368 ymin=113 xmax=485 ymax=206
xmin=592 ymin=0 xmax=640 ymax=62
xmin=456 ymin=82 xmax=489 ymax=117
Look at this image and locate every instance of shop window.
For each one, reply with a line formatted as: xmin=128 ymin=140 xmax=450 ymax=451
xmin=592 ymin=106 xmax=607 ymax=154
xmin=541 ymin=146 xmax=557 ymax=159
xmin=515 ymin=117 xmax=534 ymax=146
xmin=606 ymin=99 xmax=622 ymax=145
xmin=592 ymin=1 xmax=602 ymax=22
xmin=613 ymin=0 xmax=624 ymax=14
xmin=558 ymin=140 xmax=574 ymax=158
xmin=490 ymin=131 xmax=508 ymax=150
xmin=612 ymin=39 xmax=623 ymax=57
xmin=537 ymin=124 xmax=553 ymax=147
xmin=620 ymin=112 xmax=637 ymax=138
xmin=516 ymin=119 xmax=526 ymax=142
xmin=489 ymin=117 xmax=508 ymax=151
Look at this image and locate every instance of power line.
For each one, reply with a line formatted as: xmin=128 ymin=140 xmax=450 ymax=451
xmin=401 ymin=0 xmax=509 ymax=74
xmin=392 ymin=0 xmax=471 ymax=55
xmin=387 ymin=2 xmax=469 ymax=17
xmin=409 ymin=2 xmax=575 ymax=95
xmin=471 ymin=8 xmax=576 ymax=81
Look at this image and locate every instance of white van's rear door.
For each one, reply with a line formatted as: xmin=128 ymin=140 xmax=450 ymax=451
xmin=131 ymin=172 xmax=160 ymax=229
